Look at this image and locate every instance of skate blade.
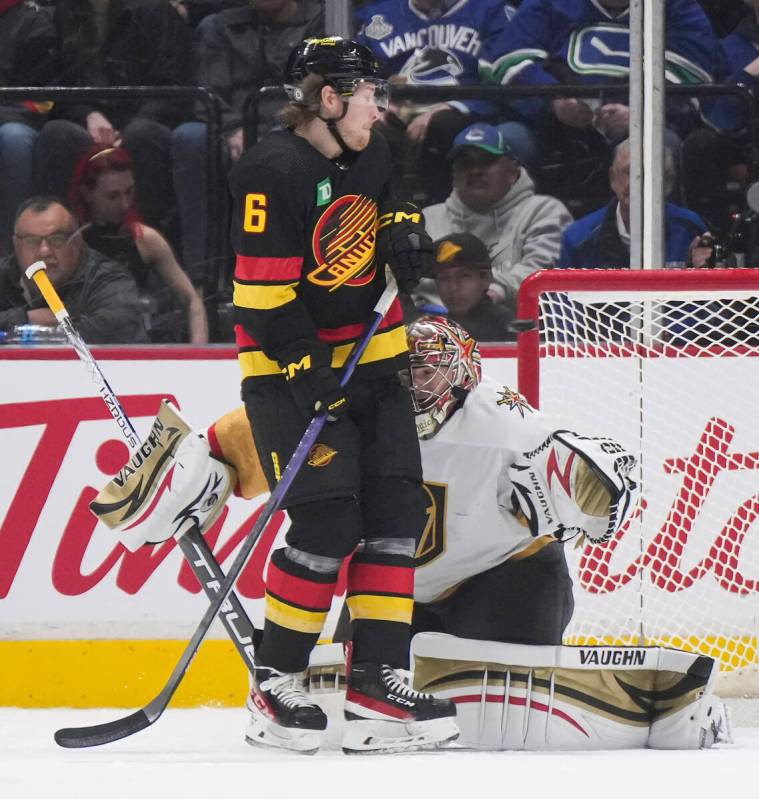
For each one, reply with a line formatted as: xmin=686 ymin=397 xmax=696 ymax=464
xmin=342 ymin=717 xmax=459 ymax=755
xmin=245 ymin=715 xmax=322 ymax=755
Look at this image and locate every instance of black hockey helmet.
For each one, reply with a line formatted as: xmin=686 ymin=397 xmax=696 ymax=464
xmin=284 ymin=36 xmax=388 ymax=109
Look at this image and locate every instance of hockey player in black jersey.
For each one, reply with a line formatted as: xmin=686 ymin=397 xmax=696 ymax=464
xmin=227 ymin=36 xmax=457 ymax=754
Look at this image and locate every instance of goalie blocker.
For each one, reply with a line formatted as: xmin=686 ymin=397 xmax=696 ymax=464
xmin=307 ymin=636 xmax=731 ymax=751
xmin=90 ymin=400 xmax=243 ymax=552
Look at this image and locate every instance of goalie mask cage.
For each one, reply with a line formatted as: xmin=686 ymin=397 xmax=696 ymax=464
xmin=517 ymin=268 xmax=759 ymax=695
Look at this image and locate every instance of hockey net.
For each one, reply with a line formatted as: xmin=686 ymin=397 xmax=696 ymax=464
xmin=517 ymin=269 xmax=759 ymax=695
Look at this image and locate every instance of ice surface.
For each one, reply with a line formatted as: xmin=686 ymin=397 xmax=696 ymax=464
xmin=2 ymin=704 xmax=758 ymax=799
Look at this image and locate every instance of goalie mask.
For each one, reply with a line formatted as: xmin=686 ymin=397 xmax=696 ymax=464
xmin=407 ymin=316 xmax=481 ymax=439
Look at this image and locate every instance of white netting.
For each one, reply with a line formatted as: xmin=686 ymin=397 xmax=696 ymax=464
xmin=522 ymin=270 xmax=759 ymax=692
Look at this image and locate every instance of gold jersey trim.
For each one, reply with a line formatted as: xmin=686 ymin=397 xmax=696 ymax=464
xmin=238 ymin=325 xmax=408 ymax=378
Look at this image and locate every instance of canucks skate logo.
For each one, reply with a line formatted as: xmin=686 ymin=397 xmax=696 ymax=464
xmin=307 ymin=443 xmax=338 ymax=467
xmin=567 ymin=24 xmax=632 ymax=78
xmin=497 ymin=387 xmax=533 ymax=417
xmin=309 ymin=194 xmax=378 ymax=291
xmin=400 ymin=47 xmax=464 ymax=85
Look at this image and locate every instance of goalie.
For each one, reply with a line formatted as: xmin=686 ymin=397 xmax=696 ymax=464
xmin=92 ymin=316 xmax=729 ymax=751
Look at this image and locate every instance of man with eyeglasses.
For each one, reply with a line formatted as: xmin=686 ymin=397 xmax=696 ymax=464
xmin=0 ymin=196 xmax=148 ymax=343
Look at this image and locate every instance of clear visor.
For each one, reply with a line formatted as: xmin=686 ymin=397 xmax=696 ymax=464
xmin=337 ymin=78 xmax=390 ymax=112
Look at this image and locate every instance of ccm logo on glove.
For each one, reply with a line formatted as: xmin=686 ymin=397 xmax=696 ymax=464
xmin=281 ymin=345 xmax=348 ymax=422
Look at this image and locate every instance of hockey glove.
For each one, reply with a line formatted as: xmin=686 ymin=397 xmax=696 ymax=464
xmin=90 ymin=400 xmax=235 ymax=552
xmin=281 ymin=343 xmax=348 ymax=422
xmin=509 ymin=431 xmax=639 ymax=543
xmin=376 ymin=202 xmax=433 ymax=293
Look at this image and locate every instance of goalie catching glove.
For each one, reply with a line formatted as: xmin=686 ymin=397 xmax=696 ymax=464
xmin=509 ymin=430 xmax=638 ymax=543
xmin=376 ymin=202 xmax=433 ymax=293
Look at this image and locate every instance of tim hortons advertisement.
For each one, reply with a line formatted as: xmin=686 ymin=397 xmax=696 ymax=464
xmin=0 ymin=353 xmax=516 ymax=640
xmin=2 ymin=351 xmax=758 ymax=649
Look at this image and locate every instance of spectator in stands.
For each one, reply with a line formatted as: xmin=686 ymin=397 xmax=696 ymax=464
xmin=69 ymin=146 xmax=208 ymax=343
xmin=0 ymin=0 xmax=59 ymax=254
xmin=681 ymin=0 xmax=759 ymax=236
xmin=416 ymin=123 xmax=572 ymax=315
xmin=480 ymin=0 xmax=722 ymax=216
xmin=171 ymin=0 xmax=324 ymax=280
xmin=33 ymin=0 xmax=193 ymax=238
xmin=429 ymin=232 xmax=514 ymax=342
xmin=354 ymin=0 xmax=536 ymax=204
xmin=697 ymin=0 xmax=748 ymax=37
xmin=558 ymin=138 xmax=713 ymax=269
xmin=0 ymin=196 xmax=148 ymax=343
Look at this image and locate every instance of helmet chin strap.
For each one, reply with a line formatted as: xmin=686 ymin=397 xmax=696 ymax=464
xmin=317 ymin=97 xmax=356 ymax=156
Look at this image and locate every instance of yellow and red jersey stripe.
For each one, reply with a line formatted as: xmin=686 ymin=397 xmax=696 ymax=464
xmin=235 ymin=297 xmax=407 ymax=379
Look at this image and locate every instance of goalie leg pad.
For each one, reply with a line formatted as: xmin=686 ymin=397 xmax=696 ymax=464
xmin=90 ymin=400 xmax=236 ymax=551
xmin=410 ymin=633 xmax=729 ymax=750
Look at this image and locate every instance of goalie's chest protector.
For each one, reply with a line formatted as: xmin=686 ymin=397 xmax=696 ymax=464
xmin=414 ymin=380 xmax=540 ymax=603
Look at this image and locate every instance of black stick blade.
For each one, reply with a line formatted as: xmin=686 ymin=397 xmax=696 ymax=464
xmin=54 ymin=709 xmax=152 ymax=748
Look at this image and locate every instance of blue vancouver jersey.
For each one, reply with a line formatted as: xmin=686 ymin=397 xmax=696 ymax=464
xmin=355 ymin=0 xmax=516 ymax=116
xmin=482 ymin=0 xmax=719 ymax=88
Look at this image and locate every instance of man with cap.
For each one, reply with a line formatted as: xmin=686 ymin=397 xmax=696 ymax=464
xmin=431 ymin=232 xmax=514 ymax=341
xmin=416 ymin=122 xmax=572 ymax=316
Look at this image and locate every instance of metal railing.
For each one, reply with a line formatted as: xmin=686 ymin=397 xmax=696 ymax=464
xmin=246 ymin=82 xmax=759 ymax=176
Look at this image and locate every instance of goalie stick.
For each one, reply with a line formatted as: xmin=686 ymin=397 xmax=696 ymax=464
xmin=24 ymin=262 xmax=259 ymax=673
xmin=53 ymin=267 xmax=399 ymax=748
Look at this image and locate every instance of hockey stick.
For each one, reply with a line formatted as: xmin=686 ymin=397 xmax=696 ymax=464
xmin=53 ymin=268 xmax=399 ymax=748
xmin=24 ymin=261 xmax=258 ymax=675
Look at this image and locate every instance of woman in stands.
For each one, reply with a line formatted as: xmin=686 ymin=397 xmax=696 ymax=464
xmin=69 ymin=145 xmax=208 ymax=343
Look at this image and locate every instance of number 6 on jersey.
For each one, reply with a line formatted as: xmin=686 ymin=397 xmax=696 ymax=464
xmin=243 ymin=193 xmax=267 ymax=233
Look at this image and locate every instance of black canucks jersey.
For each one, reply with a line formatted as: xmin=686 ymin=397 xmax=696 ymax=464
xmin=229 ymin=129 xmax=408 ymax=387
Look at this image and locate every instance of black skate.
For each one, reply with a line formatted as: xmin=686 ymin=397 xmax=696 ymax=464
xmin=245 ymin=666 xmax=328 ymax=754
xmin=342 ymin=662 xmax=459 ymax=754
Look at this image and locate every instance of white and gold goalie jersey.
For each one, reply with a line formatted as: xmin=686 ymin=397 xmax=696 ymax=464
xmin=414 ymin=376 xmax=556 ymax=604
